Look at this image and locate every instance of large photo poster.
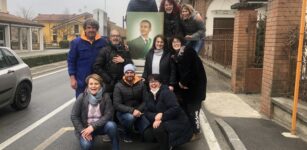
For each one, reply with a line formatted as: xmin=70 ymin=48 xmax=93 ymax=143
xmin=126 ymin=12 xmax=164 ymax=59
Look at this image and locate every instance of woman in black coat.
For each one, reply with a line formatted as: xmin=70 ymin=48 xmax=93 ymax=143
xmin=170 ymin=35 xmax=207 ymax=136
xmin=143 ymin=74 xmax=193 ymax=150
xmin=142 ymin=35 xmax=176 ymax=91
xmin=159 ymin=0 xmax=182 ymax=46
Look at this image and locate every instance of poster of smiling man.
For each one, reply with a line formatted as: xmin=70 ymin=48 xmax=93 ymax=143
xmin=127 ymin=12 xmax=163 ymax=59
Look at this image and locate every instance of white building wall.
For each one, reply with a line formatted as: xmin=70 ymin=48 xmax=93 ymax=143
xmin=206 ymin=0 xmax=239 ymax=37
xmin=93 ymin=9 xmax=108 ymax=36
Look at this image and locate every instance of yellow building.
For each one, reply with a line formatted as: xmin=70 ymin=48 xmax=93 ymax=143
xmin=33 ymin=12 xmax=92 ymax=47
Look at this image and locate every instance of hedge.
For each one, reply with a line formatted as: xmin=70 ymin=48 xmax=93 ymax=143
xmin=22 ymin=53 xmax=68 ymax=68
xmin=59 ymin=40 xmax=70 ymax=48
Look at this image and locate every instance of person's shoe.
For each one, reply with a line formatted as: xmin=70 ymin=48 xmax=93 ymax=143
xmin=102 ymin=135 xmax=111 ymax=142
xmin=169 ymin=146 xmax=173 ymax=150
xmin=122 ymin=136 xmax=133 ymax=143
xmin=190 ymin=133 xmax=201 ymax=141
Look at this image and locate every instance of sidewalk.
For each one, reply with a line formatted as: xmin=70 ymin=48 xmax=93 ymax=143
xmin=201 ymin=58 xmax=307 ymax=150
xmin=15 ymin=49 xmax=68 ymax=59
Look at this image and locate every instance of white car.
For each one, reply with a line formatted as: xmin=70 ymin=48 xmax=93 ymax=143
xmin=0 ymin=47 xmax=32 ymax=110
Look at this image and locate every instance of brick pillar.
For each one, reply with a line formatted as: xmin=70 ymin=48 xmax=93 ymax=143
xmin=260 ymin=0 xmax=301 ymax=117
xmin=231 ymin=9 xmax=257 ymax=93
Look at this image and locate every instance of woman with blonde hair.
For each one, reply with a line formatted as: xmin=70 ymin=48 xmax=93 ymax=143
xmin=71 ymin=74 xmax=119 ymax=150
xmin=180 ymin=4 xmax=205 ymax=54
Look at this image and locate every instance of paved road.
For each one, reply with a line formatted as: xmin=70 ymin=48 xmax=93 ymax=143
xmin=0 ymin=69 xmax=208 ymax=150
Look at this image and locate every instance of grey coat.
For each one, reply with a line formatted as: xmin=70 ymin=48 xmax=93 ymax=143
xmin=180 ymin=13 xmax=205 ymax=40
xmin=71 ymin=92 xmax=114 ymax=138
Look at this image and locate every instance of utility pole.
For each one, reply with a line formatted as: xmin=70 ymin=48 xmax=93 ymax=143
xmin=291 ymin=0 xmax=307 ymax=135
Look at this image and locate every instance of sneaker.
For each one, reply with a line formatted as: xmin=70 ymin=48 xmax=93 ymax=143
xmin=122 ymin=136 xmax=133 ymax=143
xmin=102 ymin=135 xmax=111 ymax=142
xmin=190 ymin=133 xmax=201 ymax=141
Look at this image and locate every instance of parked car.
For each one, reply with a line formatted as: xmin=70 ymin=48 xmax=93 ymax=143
xmin=0 ymin=47 xmax=32 ymax=110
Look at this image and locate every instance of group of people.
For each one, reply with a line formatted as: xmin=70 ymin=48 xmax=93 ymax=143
xmin=68 ymin=0 xmax=207 ymax=150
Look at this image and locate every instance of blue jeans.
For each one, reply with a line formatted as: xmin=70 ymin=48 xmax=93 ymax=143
xmin=116 ymin=112 xmax=150 ymax=137
xmin=79 ymin=121 xmax=119 ymax=150
xmin=185 ymin=39 xmax=204 ymax=54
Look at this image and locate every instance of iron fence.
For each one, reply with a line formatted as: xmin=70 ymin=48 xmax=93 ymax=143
xmin=204 ymin=34 xmax=233 ymax=68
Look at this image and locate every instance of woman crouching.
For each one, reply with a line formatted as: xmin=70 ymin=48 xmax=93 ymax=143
xmin=143 ymin=74 xmax=193 ymax=150
xmin=71 ymin=74 xmax=119 ymax=150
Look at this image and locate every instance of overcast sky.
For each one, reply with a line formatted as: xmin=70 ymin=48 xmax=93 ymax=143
xmin=7 ymin=0 xmax=161 ymax=26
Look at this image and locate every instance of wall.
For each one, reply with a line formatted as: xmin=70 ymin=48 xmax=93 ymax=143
xmin=0 ymin=0 xmax=8 ymax=13
xmin=206 ymin=0 xmax=238 ymax=36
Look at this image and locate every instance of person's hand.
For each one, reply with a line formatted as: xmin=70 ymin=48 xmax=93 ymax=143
xmin=155 ymin=113 xmax=163 ymax=121
xmin=153 ymin=120 xmax=161 ymax=128
xmin=81 ymin=125 xmax=94 ymax=141
xmin=133 ymin=109 xmax=142 ymax=117
xmin=70 ymin=76 xmax=77 ymax=89
xmin=168 ymin=85 xmax=174 ymax=91
xmin=179 ymin=82 xmax=189 ymax=89
xmin=82 ymin=133 xmax=93 ymax=141
xmin=124 ymin=44 xmax=129 ymax=51
xmin=185 ymin=35 xmax=193 ymax=40
xmin=112 ymin=55 xmax=124 ymax=64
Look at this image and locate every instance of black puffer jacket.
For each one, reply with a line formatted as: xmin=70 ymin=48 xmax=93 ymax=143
xmin=94 ymin=43 xmax=133 ymax=92
xmin=144 ymin=85 xmax=193 ymax=146
xmin=113 ymin=76 xmax=146 ymax=113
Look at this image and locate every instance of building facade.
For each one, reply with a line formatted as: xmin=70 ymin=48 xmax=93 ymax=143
xmin=0 ymin=0 xmax=44 ymax=51
xmin=33 ymin=13 xmax=92 ymax=47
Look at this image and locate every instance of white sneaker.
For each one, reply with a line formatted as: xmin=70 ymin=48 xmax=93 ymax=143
xmin=102 ymin=135 xmax=111 ymax=142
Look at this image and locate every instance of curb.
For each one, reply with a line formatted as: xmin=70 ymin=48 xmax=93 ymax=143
xmin=199 ymin=107 xmax=221 ymax=150
xmin=200 ymin=57 xmax=231 ymax=79
xmin=215 ymin=118 xmax=247 ymax=150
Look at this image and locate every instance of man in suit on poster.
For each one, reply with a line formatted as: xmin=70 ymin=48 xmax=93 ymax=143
xmin=128 ymin=19 xmax=153 ymax=59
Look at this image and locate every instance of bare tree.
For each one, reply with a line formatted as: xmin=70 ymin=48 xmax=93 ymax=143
xmin=16 ymin=7 xmax=35 ymax=20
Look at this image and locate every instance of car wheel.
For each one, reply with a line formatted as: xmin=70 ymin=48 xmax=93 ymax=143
xmin=11 ymin=82 xmax=32 ymax=110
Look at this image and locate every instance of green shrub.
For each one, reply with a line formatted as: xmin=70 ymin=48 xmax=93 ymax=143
xmin=22 ymin=53 xmax=68 ymax=68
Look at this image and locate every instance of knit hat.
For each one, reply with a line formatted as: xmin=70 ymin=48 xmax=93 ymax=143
xmin=124 ymin=64 xmax=136 ymax=73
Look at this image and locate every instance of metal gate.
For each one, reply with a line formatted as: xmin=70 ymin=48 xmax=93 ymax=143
xmin=204 ymin=18 xmax=234 ymax=68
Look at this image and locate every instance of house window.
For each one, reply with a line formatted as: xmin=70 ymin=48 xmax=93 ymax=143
xmin=0 ymin=26 xmax=5 ymax=46
xmin=52 ymin=29 xmax=57 ymax=35
xmin=213 ymin=18 xmax=234 ymax=35
xmin=63 ymin=35 xmax=68 ymax=40
xmin=53 ymin=35 xmax=57 ymax=43
xmin=74 ymin=25 xmax=79 ymax=34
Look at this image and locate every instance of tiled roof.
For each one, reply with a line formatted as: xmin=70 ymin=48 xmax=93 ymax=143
xmin=33 ymin=14 xmax=77 ymax=22
xmin=0 ymin=12 xmax=44 ymax=27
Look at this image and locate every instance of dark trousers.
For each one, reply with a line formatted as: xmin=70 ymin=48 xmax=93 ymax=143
xmin=116 ymin=112 xmax=150 ymax=137
xmin=79 ymin=121 xmax=119 ymax=150
xmin=143 ymin=125 xmax=170 ymax=150
xmin=181 ymin=101 xmax=201 ymax=134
